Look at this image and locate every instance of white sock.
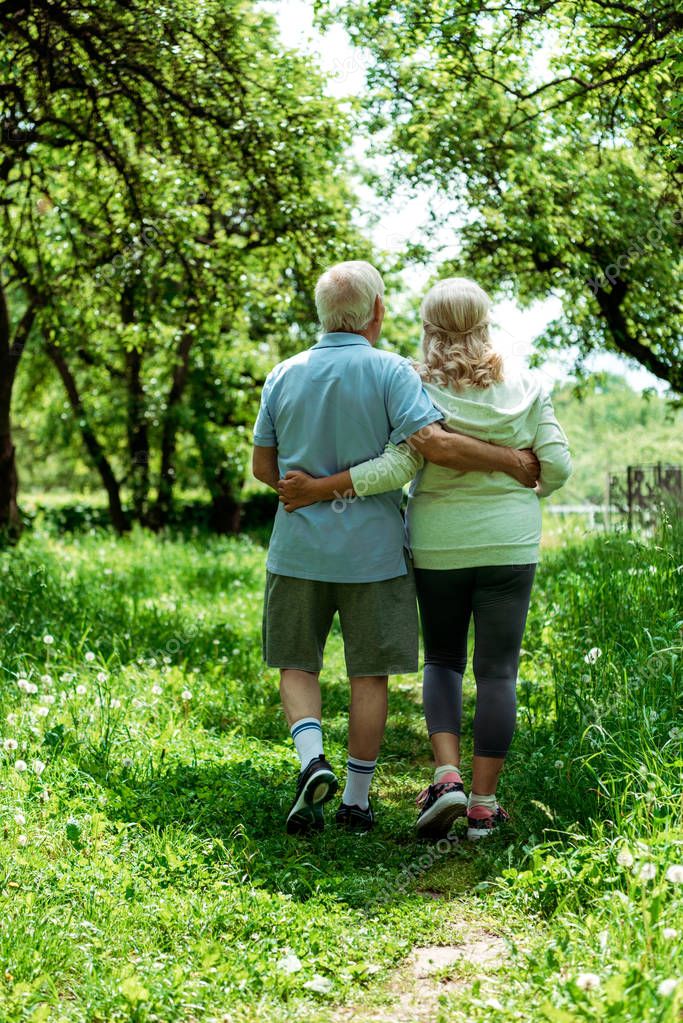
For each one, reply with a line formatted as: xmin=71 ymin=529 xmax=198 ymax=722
xmin=342 ymin=756 xmax=376 ymax=810
xmin=468 ymin=791 xmax=497 ymax=812
xmin=434 ymin=763 xmax=462 ymax=784
xmin=290 ymin=717 xmax=323 ymax=769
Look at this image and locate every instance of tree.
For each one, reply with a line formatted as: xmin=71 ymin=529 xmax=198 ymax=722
xmin=1 ymin=0 xmax=365 ymax=534
xmin=322 ymin=0 xmax=683 ymax=391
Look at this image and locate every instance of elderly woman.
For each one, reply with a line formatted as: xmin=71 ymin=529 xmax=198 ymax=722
xmin=278 ymin=277 xmax=571 ymax=840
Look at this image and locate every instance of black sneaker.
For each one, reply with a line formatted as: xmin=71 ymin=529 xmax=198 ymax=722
xmin=335 ymin=800 xmax=375 ymax=832
xmin=286 ymin=755 xmax=338 ymax=835
xmin=416 ymin=774 xmax=468 ymax=839
xmin=466 ymin=804 xmax=510 ymax=841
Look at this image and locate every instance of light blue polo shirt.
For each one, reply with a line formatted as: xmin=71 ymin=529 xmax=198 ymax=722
xmin=253 ymin=332 xmax=442 ymax=582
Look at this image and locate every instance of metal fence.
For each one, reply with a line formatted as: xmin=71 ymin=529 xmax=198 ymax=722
xmin=607 ymin=462 xmax=683 ymax=531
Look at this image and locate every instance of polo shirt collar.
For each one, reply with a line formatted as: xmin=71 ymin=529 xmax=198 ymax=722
xmin=313 ymin=332 xmax=372 ymax=349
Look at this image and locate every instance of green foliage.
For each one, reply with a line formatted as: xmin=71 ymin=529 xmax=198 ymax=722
xmin=547 ymin=375 xmax=683 ymax=505
xmin=321 ymin=0 xmax=683 ymax=390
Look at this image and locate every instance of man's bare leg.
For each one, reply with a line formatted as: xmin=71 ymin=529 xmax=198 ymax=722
xmin=341 ymin=675 xmax=388 ymax=816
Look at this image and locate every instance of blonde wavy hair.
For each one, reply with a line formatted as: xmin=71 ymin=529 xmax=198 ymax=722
xmin=417 ymin=277 xmax=504 ymax=390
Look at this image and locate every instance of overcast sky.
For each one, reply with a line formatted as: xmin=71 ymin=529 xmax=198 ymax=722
xmin=268 ymin=0 xmax=664 ymax=393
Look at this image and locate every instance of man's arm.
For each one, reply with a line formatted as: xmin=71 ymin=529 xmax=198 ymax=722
xmin=409 ymin=423 xmax=540 ymax=487
xmin=252 ymin=445 xmax=280 ymax=492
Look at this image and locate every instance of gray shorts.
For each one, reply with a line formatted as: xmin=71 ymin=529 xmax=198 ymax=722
xmin=262 ymin=558 xmax=418 ymax=677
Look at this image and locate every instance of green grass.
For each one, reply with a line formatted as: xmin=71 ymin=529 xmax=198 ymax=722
xmin=0 ymin=522 xmax=681 ymax=1022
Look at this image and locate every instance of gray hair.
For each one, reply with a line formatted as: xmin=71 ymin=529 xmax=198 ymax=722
xmin=315 ymin=260 xmax=384 ymax=334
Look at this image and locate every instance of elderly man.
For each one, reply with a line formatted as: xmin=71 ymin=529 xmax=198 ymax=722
xmin=252 ymin=261 xmax=538 ymax=835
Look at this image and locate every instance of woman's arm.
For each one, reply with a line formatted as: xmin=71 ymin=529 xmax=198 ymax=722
xmin=277 ymin=442 xmax=422 ymax=511
xmin=533 ymin=396 xmax=572 ymax=497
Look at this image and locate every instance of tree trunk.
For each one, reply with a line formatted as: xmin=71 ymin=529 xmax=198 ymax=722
xmin=46 ymin=343 xmax=129 ymax=534
xmin=0 ymin=286 xmax=36 ymax=539
xmin=122 ymin=286 xmax=150 ymax=523
xmin=207 ymin=474 xmax=242 ymax=534
xmin=190 ymin=413 xmax=243 ymax=534
xmin=150 ymin=329 xmax=195 ymax=529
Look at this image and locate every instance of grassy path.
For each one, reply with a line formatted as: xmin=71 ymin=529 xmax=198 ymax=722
xmin=0 ymin=526 xmax=680 ymax=1022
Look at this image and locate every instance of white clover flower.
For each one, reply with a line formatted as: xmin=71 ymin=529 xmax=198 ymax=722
xmin=96 ymin=672 xmax=107 ymax=683
xmin=14 ymin=812 xmax=26 ymax=826
xmin=14 ymin=759 xmax=27 ymax=772
xmin=84 ymin=651 xmax=96 ymax=662
xmin=17 ymin=834 xmax=27 ymax=847
xmin=181 ymin=689 xmax=192 ymax=701
xmin=4 ymin=738 xmax=18 ymax=751
xmin=43 ymin=634 xmax=54 ymax=645
xmin=36 ymin=706 xmax=49 ymax=718
xmin=277 ymin=954 xmax=302 ymax=974
xmin=617 ymin=848 xmax=634 ymax=868
xmin=657 ymin=979 xmax=679 ymax=997
xmin=639 ymin=862 xmax=657 ymax=881
xmin=303 ymin=975 xmax=333 ymax=994
xmin=163 ymin=656 xmax=172 ymax=665
xmin=33 ymin=759 xmax=45 ymax=776
xmin=575 ymin=972 xmax=601 ymax=991
xmin=6 ymin=713 xmax=17 ymax=726
xmin=151 ymin=685 xmax=162 ymax=696
xmin=584 ymin=648 xmax=602 ymax=664
xmin=76 ymin=685 xmax=87 ymax=696
xmin=147 ymin=658 xmax=157 ymax=668
xmin=665 ymin=865 xmax=683 ymax=884
xmin=662 ymin=928 xmax=678 ymax=940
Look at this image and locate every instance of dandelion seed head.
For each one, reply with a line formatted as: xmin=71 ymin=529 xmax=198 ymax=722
xmin=665 ymin=865 xmax=683 ymax=884
xmin=26 ymin=683 xmax=38 ymax=695
xmin=84 ymin=651 xmax=96 ymax=662
xmin=43 ymin=635 xmax=54 ymax=645
xmin=617 ymin=848 xmax=634 ymax=868
xmin=16 ymin=834 xmax=27 ymax=847
xmin=4 ymin=738 xmax=18 ymax=751
xmin=584 ymin=647 xmax=602 ymax=664
xmin=181 ymin=689 xmax=192 ymax=701
xmin=6 ymin=714 xmax=17 ymax=726
xmin=33 ymin=759 xmax=45 ymax=776
xmin=277 ymin=954 xmax=302 ymax=974
xmin=36 ymin=706 xmax=49 ymax=718
xmin=554 ymin=760 xmax=564 ymax=769
xmin=17 ymin=679 xmax=30 ymax=692
xmin=151 ymin=684 xmax=162 ymax=696
xmin=14 ymin=812 xmax=25 ymax=826
xmin=575 ymin=972 xmax=601 ymax=991
xmin=657 ymin=978 xmax=679 ymax=997
xmin=76 ymin=685 xmax=87 ymax=696
xmin=639 ymin=862 xmax=657 ymax=881
xmin=662 ymin=928 xmax=678 ymax=940
xmin=14 ymin=759 xmax=27 ymax=772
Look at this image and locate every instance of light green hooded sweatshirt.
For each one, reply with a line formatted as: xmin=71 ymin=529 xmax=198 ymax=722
xmin=349 ymin=365 xmax=572 ymax=569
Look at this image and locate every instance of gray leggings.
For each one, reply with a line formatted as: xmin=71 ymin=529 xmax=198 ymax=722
xmin=414 ymin=564 xmax=536 ymax=758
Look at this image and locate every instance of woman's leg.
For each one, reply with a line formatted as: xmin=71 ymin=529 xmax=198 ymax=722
xmin=470 ymin=564 xmax=536 ymax=795
xmin=415 ymin=567 xmax=475 ymax=768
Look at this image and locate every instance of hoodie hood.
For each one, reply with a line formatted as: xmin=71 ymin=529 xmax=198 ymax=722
xmin=424 ymin=363 xmax=546 ymax=448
